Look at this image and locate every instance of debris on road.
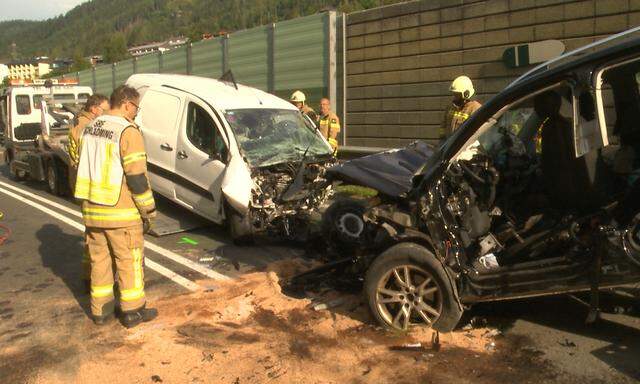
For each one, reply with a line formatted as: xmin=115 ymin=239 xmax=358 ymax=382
xmin=178 ymin=237 xmax=199 ymax=245
xmin=559 ymin=339 xmax=577 ymax=348
xmin=311 ymin=298 xmax=346 ymax=311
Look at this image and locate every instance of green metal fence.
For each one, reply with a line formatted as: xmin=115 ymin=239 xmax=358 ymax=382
xmin=69 ymin=12 xmax=342 ymax=133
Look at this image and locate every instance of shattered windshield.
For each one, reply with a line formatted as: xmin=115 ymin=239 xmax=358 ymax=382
xmin=224 ymin=108 xmax=332 ymax=167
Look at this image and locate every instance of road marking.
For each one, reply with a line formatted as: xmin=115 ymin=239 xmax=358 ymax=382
xmin=0 ymin=180 xmax=231 ymax=281
xmin=0 ymin=185 xmax=200 ymax=291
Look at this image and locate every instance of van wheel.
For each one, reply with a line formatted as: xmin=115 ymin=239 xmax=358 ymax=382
xmin=364 ymin=242 xmax=463 ymax=332
xmin=226 ymin=203 xmax=254 ymax=245
xmin=46 ymin=160 xmax=68 ymax=196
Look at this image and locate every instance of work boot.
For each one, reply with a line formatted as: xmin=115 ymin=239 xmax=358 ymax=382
xmin=120 ymin=306 xmax=158 ymax=329
xmin=92 ymin=313 xmax=114 ymax=326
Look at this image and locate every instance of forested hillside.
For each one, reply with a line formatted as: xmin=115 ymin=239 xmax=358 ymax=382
xmin=0 ymin=0 xmax=401 ymax=62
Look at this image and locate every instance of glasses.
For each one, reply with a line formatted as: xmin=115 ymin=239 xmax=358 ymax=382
xmin=128 ymin=100 xmax=139 ymax=110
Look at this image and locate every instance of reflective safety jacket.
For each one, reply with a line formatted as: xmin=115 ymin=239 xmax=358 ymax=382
xmin=75 ymin=115 xmax=156 ymax=228
xmin=440 ymin=100 xmax=482 ymax=140
xmin=318 ymin=112 xmax=340 ymax=152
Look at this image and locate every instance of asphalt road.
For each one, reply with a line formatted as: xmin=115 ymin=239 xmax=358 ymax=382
xmin=0 ymin=163 xmax=638 ymax=383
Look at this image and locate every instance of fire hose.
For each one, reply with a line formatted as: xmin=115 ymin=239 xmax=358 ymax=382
xmin=0 ymin=211 xmax=11 ymax=245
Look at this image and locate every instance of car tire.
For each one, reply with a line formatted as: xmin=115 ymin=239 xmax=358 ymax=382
xmin=226 ymin=203 xmax=254 ymax=245
xmin=322 ymin=198 xmax=367 ymax=245
xmin=364 ymin=242 xmax=463 ymax=332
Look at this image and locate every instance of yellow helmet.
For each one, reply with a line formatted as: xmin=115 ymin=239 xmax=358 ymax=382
xmin=290 ymin=90 xmax=306 ymax=103
xmin=450 ymin=76 xmax=475 ymax=99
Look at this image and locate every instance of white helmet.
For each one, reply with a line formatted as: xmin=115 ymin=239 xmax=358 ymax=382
xmin=290 ymin=90 xmax=306 ymax=103
xmin=450 ymin=76 xmax=475 ymax=99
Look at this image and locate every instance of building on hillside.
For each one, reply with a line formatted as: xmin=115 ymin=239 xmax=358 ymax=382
xmin=0 ymin=64 xmax=9 ymax=82
xmin=51 ymin=58 xmax=73 ymax=71
xmin=86 ymin=55 xmax=104 ymax=66
xmin=128 ymin=37 xmax=189 ymax=57
xmin=8 ymin=60 xmax=51 ymax=80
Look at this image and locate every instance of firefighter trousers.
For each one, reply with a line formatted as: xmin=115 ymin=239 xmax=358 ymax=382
xmin=86 ymin=224 xmax=146 ymax=316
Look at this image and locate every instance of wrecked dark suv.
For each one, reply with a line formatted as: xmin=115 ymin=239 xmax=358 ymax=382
xmin=322 ymin=29 xmax=640 ymax=332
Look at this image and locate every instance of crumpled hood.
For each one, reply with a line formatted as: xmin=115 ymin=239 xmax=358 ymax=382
xmin=326 ymin=140 xmax=435 ymax=197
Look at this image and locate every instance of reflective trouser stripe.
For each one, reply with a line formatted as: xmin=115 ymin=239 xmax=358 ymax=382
xmin=122 ymin=152 xmax=147 ymax=166
xmin=121 ymin=247 xmax=145 ymax=302
xmin=133 ymin=191 xmax=155 ymax=207
xmin=91 ymin=284 xmax=114 ymax=298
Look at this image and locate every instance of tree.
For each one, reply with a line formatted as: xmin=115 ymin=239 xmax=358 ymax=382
xmin=103 ymin=33 xmax=129 ymax=63
xmin=70 ymin=51 xmax=91 ymax=72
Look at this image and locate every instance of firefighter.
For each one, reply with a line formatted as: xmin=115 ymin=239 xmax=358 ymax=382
xmin=68 ymin=94 xmax=109 ymax=171
xmin=440 ymin=76 xmax=482 ymax=141
xmin=290 ymin=90 xmax=318 ymax=122
xmin=75 ymin=85 xmax=157 ymax=328
xmin=68 ymin=94 xmax=109 ymax=292
xmin=318 ymin=97 xmax=340 ymax=153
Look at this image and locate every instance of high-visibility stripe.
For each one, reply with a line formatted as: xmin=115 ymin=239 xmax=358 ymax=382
xmin=101 ymin=142 xmax=114 ymax=189
xmin=132 ymin=190 xmax=154 ymax=207
xmin=75 ymin=181 xmax=120 ymax=191
xmin=82 ymin=207 xmax=141 ymax=221
xmin=132 ymin=248 xmax=143 ymax=290
xmin=91 ymin=284 xmax=114 ymax=298
xmin=123 ymin=152 xmax=147 ymax=166
xmin=121 ymin=288 xmax=145 ymax=301
xmin=83 ymin=207 xmax=139 ymax=214
xmin=82 ymin=213 xmax=141 ymax=221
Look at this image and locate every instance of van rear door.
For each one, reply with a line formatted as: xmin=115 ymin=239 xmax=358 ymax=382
xmin=137 ymin=86 xmax=184 ymax=200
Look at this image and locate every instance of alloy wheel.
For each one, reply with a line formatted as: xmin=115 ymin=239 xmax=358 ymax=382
xmin=375 ymin=265 xmax=442 ymax=330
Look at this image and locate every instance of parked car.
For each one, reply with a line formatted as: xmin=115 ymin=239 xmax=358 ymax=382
xmin=126 ymin=74 xmax=335 ymax=241
xmin=318 ymin=28 xmax=640 ymax=331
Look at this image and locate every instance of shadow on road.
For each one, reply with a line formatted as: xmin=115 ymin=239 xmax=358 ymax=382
xmin=35 ymin=223 xmax=90 ymax=316
xmin=468 ymin=295 xmax=640 ymax=381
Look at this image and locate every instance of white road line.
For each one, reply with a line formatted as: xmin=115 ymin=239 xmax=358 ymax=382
xmin=0 ymin=180 xmax=231 ymax=281
xmin=0 ymin=185 xmax=200 ymax=291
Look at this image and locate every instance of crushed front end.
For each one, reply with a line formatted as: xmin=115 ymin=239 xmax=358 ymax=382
xmin=248 ymin=159 xmax=336 ymax=239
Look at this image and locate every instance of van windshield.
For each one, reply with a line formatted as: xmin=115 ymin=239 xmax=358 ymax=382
xmin=224 ymin=108 xmax=332 ymax=167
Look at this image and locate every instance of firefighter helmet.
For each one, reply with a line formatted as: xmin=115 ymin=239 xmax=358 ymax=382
xmin=290 ymin=90 xmax=306 ymax=103
xmin=450 ymin=76 xmax=475 ymax=99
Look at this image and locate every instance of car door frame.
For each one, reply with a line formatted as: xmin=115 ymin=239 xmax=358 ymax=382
xmin=173 ymin=95 xmax=231 ymax=224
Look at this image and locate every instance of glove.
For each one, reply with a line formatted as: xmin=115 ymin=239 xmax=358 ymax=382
xmin=142 ymin=217 xmax=154 ymax=234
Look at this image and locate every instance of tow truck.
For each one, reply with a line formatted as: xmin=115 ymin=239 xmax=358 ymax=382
xmin=0 ymin=78 xmax=93 ymax=195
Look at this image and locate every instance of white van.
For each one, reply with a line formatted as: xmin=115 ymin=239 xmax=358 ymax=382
xmin=126 ymin=74 xmax=335 ymax=241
